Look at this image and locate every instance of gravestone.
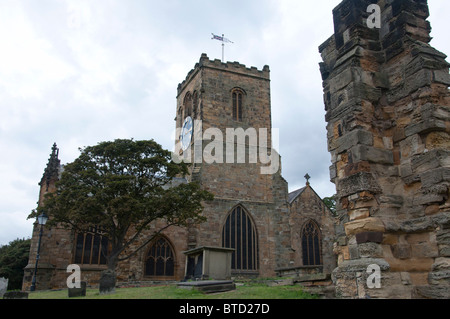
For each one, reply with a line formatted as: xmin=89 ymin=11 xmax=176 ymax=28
xmin=193 ymin=254 xmax=203 ymax=279
xmin=99 ymin=269 xmax=116 ymax=295
xmin=68 ymin=281 xmax=87 ymax=298
xmin=0 ymin=278 xmax=8 ymax=298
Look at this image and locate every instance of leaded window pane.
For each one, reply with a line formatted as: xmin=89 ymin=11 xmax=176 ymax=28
xmin=222 ymin=205 xmax=258 ymax=271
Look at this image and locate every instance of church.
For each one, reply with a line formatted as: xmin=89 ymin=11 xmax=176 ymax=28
xmin=22 ymin=54 xmax=336 ymax=290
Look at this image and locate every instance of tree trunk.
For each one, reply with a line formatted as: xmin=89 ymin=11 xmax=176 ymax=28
xmin=99 ymin=251 xmax=119 ymax=294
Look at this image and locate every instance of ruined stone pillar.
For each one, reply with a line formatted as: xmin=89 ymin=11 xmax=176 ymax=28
xmin=319 ymin=0 xmax=450 ymax=298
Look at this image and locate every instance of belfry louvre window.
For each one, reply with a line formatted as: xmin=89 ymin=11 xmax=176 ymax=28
xmin=232 ymin=89 xmax=243 ymax=121
xmin=74 ymin=228 xmax=109 ymax=265
xmin=222 ymin=205 xmax=259 ymax=271
xmin=301 ymin=220 xmax=322 ymax=266
xmin=145 ymin=237 xmax=175 ymax=277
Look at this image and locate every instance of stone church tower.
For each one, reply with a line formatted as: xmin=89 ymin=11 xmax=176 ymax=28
xmin=22 ymin=54 xmax=336 ymax=290
xmin=174 ymin=54 xmax=292 ymax=277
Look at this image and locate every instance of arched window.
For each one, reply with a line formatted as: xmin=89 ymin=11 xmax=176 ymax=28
xmin=74 ymin=228 xmax=109 ymax=265
xmin=193 ymin=91 xmax=198 ymax=119
xmin=183 ymin=93 xmax=193 ymax=118
xmin=222 ymin=205 xmax=259 ymax=272
xmin=301 ymin=220 xmax=322 ymax=266
xmin=231 ymin=88 xmax=244 ymax=121
xmin=145 ymin=237 xmax=175 ymax=277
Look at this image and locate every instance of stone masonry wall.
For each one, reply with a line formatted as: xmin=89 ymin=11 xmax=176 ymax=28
xmin=319 ymin=0 xmax=450 ymax=298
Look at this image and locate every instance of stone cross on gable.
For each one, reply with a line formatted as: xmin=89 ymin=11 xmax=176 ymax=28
xmin=304 ymin=173 xmax=310 ymax=185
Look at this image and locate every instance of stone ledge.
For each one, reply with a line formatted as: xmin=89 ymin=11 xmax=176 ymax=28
xmin=333 ymin=258 xmax=390 ymax=275
xmin=3 ymin=291 xmax=29 ymax=299
xmin=177 ymin=280 xmax=236 ymax=294
xmin=294 ymin=273 xmax=330 ymax=283
xmin=413 ymin=285 xmax=450 ymax=299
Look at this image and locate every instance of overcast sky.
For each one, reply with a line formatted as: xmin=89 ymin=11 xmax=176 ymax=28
xmin=1 ymin=0 xmax=449 ymax=246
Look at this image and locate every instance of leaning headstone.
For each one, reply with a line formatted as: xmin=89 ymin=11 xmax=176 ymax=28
xmin=68 ymin=281 xmax=87 ymax=298
xmin=99 ymin=269 xmax=116 ymax=295
xmin=0 ymin=278 xmax=8 ymax=298
xmin=3 ymin=291 xmax=29 ymax=299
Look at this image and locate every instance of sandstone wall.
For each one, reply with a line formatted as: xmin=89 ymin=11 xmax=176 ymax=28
xmin=319 ymin=0 xmax=450 ymax=298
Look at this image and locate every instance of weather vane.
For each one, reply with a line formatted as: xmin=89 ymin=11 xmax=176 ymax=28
xmin=211 ymin=33 xmax=233 ymax=62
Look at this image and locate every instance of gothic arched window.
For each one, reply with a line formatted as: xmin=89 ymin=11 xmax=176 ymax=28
xmin=222 ymin=205 xmax=259 ymax=272
xmin=73 ymin=227 xmax=109 ymax=265
xmin=231 ymin=88 xmax=244 ymax=121
xmin=145 ymin=237 xmax=175 ymax=277
xmin=183 ymin=92 xmax=193 ymax=118
xmin=193 ymin=91 xmax=199 ymax=119
xmin=301 ymin=220 xmax=322 ymax=266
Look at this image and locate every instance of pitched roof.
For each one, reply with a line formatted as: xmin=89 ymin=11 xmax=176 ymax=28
xmin=288 ymin=186 xmax=306 ymax=204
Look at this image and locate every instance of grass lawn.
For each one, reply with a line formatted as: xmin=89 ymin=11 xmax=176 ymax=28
xmin=28 ymin=282 xmax=318 ymax=299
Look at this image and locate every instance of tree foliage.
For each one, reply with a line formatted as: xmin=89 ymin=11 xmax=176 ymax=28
xmin=323 ymin=195 xmax=337 ymax=215
xmin=0 ymin=238 xmax=31 ymax=290
xmin=28 ymin=139 xmax=213 ymax=270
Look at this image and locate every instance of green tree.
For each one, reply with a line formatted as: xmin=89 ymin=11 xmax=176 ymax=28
xmin=323 ymin=195 xmax=337 ymax=215
xmin=28 ymin=139 xmax=213 ymax=280
xmin=0 ymin=238 xmax=31 ymax=290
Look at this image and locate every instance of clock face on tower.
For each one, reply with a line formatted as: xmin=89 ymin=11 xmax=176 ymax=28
xmin=180 ymin=116 xmax=193 ymax=151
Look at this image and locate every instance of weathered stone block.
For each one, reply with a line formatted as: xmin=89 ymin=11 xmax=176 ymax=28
xmin=358 ymin=242 xmax=384 ymax=258
xmin=325 ymin=97 xmax=363 ymax=122
xmin=337 ymin=172 xmax=382 ymax=197
xmin=348 ymin=208 xmax=370 ymax=221
xmin=344 ymin=217 xmax=385 ymax=236
xmin=355 ymin=231 xmax=383 ymax=244
xmin=414 ymin=286 xmax=450 ymax=299
xmin=419 ymin=103 xmax=450 ymax=122
xmin=379 ymin=195 xmax=404 ymax=208
xmin=437 ymin=229 xmax=450 ymax=257
xmin=329 ymin=129 xmax=374 ymax=153
xmin=350 ymin=145 xmax=394 ymax=165
xmin=384 ymin=216 xmax=435 ymax=234
xmin=425 ymin=132 xmax=450 ymax=150
xmin=428 ymin=269 xmax=450 ymax=285
xmin=420 ymin=167 xmax=450 ymax=188
xmin=433 ymin=69 xmax=450 ymax=86
xmin=332 ymin=258 xmax=390 ymax=276
xmin=329 ymin=68 xmax=354 ymax=94
xmin=391 ymin=244 xmax=411 ymax=259
xmin=404 ymin=118 xmax=447 ymax=137
xmin=387 ymin=256 xmax=434 ymax=272
xmin=411 ymin=149 xmax=450 ymax=173
xmin=400 ymin=134 xmax=425 ymax=158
